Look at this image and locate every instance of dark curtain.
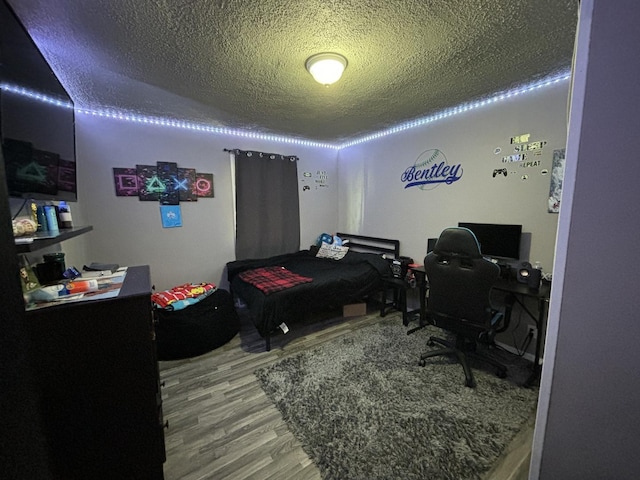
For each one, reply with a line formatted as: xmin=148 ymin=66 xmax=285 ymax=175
xmin=233 ymin=149 xmax=300 ymax=260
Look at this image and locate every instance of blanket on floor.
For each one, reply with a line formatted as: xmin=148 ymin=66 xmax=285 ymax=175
xmin=152 ymin=282 xmax=216 ymax=310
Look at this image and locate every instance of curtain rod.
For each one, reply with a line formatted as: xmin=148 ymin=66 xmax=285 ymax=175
xmin=224 ymin=148 xmax=298 ymax=161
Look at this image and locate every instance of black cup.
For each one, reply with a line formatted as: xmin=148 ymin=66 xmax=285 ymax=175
xmin=34 ymin=262 xmax=64 ymax=284
xmin=43 ymin=252 xmax=66 ymax=269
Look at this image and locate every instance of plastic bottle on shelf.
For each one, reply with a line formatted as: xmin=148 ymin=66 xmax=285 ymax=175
xmin=36 ymin=205 xmax=47 ymax=231
xmin=43 ymin=205 xmax=59 ymax=233
xmin=58 ymin=201 xmax=73 ymax=229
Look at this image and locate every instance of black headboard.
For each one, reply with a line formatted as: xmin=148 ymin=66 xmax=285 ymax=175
xmin=336 ymin=233 xmax=400 ymax=258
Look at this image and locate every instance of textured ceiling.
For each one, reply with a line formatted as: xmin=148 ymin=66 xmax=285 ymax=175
xmin=7 ymin=0 xmax=578 ymax=143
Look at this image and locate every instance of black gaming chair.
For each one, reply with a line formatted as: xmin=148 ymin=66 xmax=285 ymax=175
xmin=420 ymin=227 xmax=511 ymax=388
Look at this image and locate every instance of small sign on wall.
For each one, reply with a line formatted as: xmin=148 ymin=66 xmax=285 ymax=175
xmin=301 ymin=170 xmax=329 ymax=191
xmin=401 ymin=149 xmax=463 ymax=190
xmin=493 ymin=132 xmax=549 ymax=182
xmin=160 ymin=205 xmax=182 ymax=228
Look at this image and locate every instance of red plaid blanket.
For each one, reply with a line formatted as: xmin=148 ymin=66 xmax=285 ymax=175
xmin=238 ymin=266 xmax=313 ymax=295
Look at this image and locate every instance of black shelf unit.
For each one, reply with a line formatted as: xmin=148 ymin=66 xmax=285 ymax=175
xmin=6 ymin=210 xmax=166 ymax=478
xmin=14 ymin=225 xmax=94 ymax=253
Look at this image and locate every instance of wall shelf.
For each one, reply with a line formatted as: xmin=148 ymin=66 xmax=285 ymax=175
xmin=14 ymin=225 xmax=93 ymax=253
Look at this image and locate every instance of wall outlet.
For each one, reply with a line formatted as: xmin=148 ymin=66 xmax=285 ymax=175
xmin=528 ymin=325 xmax=538 ymax=339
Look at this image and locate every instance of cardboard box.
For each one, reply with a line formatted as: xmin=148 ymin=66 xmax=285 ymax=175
xmin=343 ymin=302 xmax=367 ymax=317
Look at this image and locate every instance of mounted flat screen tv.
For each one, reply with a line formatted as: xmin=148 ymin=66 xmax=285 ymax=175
xmin=0 ymin=0 xmax=77 ymax=202
xmin=457 ymin=222 xmax=522 ymax=261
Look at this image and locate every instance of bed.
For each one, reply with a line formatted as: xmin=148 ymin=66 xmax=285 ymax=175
xmin=227 ymin=233 xmax=400 ymax=350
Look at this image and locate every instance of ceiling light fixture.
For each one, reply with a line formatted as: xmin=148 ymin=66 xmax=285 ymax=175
xmin=305 ymin=53 xmax=347 ymax=86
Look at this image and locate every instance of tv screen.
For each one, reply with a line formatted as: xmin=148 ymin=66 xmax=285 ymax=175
xmin=0 ymin=0 xmax=77 ymax=202
xmin=457 ymin=222 xmax=522 ymax=260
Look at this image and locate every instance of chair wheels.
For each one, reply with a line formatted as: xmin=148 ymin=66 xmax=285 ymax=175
xmin=419 ymin=359 xmax=426 ymax=367
xmin=427 ymin=340 xmax=434 ymax=347
xmin=496 ymin=369 xmax=507 ymax=379
xmin=465 ymin=378 xmax=477 ymax=388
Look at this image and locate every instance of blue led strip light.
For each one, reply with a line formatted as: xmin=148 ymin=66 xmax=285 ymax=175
xmin=0 ymin=82 xmax=337 ymax=150
xmin=0 ymin=83 xmax=74 ymax=110
xmin=338 ymin=70 xmax=572 ymax=149
xmin=1 ymin=70 xmax=571 ymax=151
xmin=72 ymin=108 xmax=339 ymax=149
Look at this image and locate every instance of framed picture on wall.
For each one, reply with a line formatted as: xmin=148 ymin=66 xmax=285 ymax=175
xmin=158 ymin=161 xmax=179 ymax=205
xmin=178 ymin=168 xmax=197 ymax=201
xmin=137 ymin=164 xmax=160 ymax=201
xmin=113 ymin=168 xmax=139 ymax=196
xmin=194 ymin=173 xmax=214 ymax=198
xmin=548 ymin=148 xmax=565 ymax=213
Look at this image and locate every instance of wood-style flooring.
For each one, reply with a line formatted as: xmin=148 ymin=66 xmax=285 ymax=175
xmin=159 ymin=305 xmax=536 ymax=480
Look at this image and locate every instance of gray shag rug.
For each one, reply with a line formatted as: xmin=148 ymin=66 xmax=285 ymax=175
xmin=255 ymin=315 xmax=539 ymax=480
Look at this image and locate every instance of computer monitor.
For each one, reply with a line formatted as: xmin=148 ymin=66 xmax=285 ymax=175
xmin=457 ymin=222 xmax=522 ymax=261
xmin=426 ymin=238 xmax=438 ymax=255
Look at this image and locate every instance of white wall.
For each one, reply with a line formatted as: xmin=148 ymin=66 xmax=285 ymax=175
xmin=333 ymin=81 xmax=569 ymax=357
xmin=532 ymin=1 xmax=640 ymax=478
xmin=66 ymin=74 xmax=569 ymax=343
xmin=337 ymin=81 xmax=569 ymax=274
xmin=64 ymin=79 xmax=568 ymax=295
xmin=73 ymin=115 xmax=339 ymax=291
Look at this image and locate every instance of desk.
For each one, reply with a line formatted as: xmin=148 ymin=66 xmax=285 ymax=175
xmin=380 ymin=268 xmax=428 ymax=326
xmin=493 ymin=278 xmax=551 ymax=387
xmin=412 ymin=266 xmax=550 ymax=387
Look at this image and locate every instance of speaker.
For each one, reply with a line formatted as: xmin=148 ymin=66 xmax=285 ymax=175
xmin=527 ymin=268 xmax=542 ymax=289
xmin=390 ymin=256 xmax=413 ymax=278
xmin=516 ymin=262 xmax=541 ymax=289
xmin=516 ymin=262 xmax=531 ymax=283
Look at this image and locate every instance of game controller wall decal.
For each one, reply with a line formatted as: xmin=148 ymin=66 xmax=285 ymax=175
xmin=300 ymin=170 xmax=329 ymax=191
xmin=490 ymin=132 xmax=552 ymax=183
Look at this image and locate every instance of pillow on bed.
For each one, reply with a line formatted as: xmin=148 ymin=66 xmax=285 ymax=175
xmin=316 ymin=241 xmax=349 ymax=260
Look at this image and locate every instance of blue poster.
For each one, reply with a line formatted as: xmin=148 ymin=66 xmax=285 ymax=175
xmin=160 ymin=205 xmax=182 ymax=228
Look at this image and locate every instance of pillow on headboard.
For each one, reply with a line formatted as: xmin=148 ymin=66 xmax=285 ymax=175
xmin=316 ymin=241 xmax=349 ymax=260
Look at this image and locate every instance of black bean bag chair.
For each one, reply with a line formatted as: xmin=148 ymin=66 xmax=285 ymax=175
xmin=155 ymin=289 xmax=239 ymax=360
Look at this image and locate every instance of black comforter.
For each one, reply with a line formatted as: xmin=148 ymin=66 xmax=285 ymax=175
xmin=227 ymin=249 xmax=391 ymax=340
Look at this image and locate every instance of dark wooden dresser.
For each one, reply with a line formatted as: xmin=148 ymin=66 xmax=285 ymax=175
xmin=25 ymin=265 xmax=165 ymax=479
